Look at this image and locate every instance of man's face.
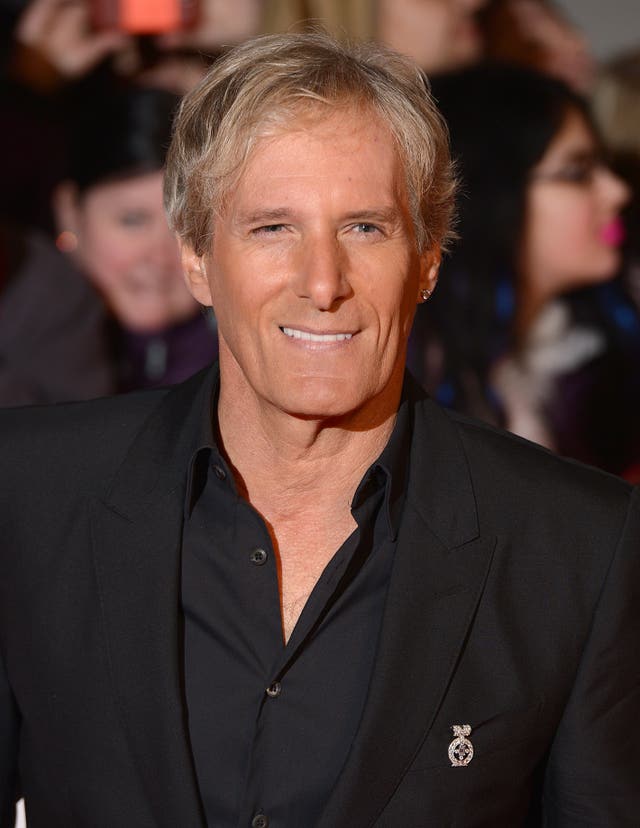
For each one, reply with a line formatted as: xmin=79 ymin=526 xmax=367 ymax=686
xmin=185 ymin=107 xmax=438 ymax=422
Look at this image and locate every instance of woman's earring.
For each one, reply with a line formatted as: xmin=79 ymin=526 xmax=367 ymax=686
xmin=55 ymin=230 xmax=78 ymax=253
xmin=420 ymin=287 xmax=432 ymax=302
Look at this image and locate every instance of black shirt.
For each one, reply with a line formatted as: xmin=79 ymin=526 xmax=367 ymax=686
xmin=181 ymin=392 xmax=412 ymax=828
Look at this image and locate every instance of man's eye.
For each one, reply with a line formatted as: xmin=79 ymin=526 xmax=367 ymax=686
xmin=353 ymin=223 xmax=380 ymax=234
xmin=253 ymin=224 xmax=286 ymax=234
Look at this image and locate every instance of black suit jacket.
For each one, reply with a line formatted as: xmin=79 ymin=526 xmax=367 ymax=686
xmin=1 ymin=367 xmax=639 ymax=827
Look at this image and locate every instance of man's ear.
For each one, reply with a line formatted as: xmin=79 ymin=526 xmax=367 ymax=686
xmin=180 ymin=242 xmax=213 ymax=306
xmin=418 ymin=245 xmax=441 ymax=302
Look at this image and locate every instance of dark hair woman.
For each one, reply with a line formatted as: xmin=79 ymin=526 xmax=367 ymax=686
xmin=53 ymin=84 xmax=217 ymax=392
xmin=409 ymin=64 xmax=640 ymax=480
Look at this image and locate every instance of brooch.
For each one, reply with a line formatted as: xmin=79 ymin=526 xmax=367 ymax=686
xmin=448 ymin=724 xmax=474 ymax=766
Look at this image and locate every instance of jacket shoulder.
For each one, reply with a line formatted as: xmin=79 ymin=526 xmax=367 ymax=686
xmin=0 ymin=389 xmax=170 ymax=497
xmin=446 ymin=406 xmax=633 ymax=527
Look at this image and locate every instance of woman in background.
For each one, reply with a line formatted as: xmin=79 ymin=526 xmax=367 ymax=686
xmin=409 ymin=64 xmax=640 ymax=480
xmin=54 ymin=85 xmax=217 ymax=391
xmin=0 ymin=222 xmax=112 ymax=406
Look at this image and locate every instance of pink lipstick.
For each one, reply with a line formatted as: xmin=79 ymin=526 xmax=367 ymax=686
xmin=600 ymin=217 xmax=626 ymax=246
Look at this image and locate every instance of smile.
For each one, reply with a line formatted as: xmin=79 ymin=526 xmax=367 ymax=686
xmin=281 ymin=327 xmax=353 ymax=342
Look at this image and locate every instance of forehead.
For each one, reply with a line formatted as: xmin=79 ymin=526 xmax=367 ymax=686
xmin=225 ymin=106 xmax=407 ymax=211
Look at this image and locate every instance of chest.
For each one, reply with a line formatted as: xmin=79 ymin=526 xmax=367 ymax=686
xmin=273 ymin=516 xmax=358 ymax=639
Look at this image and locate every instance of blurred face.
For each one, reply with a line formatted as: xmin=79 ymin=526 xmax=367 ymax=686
xmin=183 ymin=108 xmax=438 ymax=422
xmin=68 ymin=171 xmax=197 ymax=332
xmin=522 ymin=109 xmax=630 ymax=302
xmin=377 ymin=0 xmax=487 ymax=73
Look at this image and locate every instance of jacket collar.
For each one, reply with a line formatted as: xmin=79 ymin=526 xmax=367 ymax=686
xmin=402 ymin=373 xmax=479 ymax=548
xmin=102 ymin=365 xmax=217 ymax=519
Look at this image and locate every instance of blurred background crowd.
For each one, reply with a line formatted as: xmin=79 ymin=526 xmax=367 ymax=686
xmin=1 ymin=0 xmax=639 ymax=482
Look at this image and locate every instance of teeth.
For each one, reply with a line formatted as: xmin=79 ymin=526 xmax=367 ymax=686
xmin=282 ymin=327 xmax=352 ymax=342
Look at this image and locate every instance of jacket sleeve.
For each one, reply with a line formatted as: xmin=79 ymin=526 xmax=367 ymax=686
xmin=542 ymin=485 xmax=640 ymax=826
xmin=0 ymin=648 xmax=19 ymax=828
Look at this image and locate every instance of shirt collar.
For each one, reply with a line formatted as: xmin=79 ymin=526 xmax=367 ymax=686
xmin=185 ymin=369 xmax=413 ymax=539
xmin=184 ymin=369 xmax=221 ymax=517
xmin=350 ymin=382 xmax=413 ymax=541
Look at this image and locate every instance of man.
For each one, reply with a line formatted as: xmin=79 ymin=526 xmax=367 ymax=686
xmin=1 ymin=32 xmax=638 ymax=828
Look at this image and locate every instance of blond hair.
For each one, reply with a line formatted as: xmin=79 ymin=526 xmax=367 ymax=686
xmin=164 ymin=31 xmax=456 ymax=255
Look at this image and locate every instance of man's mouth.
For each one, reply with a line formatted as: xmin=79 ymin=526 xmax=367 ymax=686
xmin=281 ymin=327 xmax=353 ymax=342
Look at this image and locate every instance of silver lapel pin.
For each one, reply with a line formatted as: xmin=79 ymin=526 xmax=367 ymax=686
xmin=448 ymin=724 xmax=474 ymax=766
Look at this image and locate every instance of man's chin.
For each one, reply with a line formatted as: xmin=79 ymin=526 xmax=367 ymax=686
xmin=279 ymin=395 xmax=358 ymax=423
xmin=274 ymin=381 xmax=399 ymax=430
xmin=273 ymin=378 xmax=364 ymax=422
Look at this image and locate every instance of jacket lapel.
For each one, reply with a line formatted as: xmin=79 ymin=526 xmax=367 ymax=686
xmin=90 ymin=369 xmax=215 ymax=828
xmin=318 ymin=393 xmax=496 ymax=828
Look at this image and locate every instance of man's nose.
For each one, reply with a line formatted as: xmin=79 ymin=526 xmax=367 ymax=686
xmin=294 ymin=233 xmax=352 ymax=310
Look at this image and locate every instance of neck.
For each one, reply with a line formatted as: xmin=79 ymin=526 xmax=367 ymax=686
xmin=216 ymin=374 xmax=400 ymax=524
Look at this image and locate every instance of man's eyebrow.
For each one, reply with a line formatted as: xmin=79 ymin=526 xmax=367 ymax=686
xmin=234 ymin=207 xmax=293 ymax=226
xmin=341 ymin=207 xmax=402 ymax=223
xmin=234 ymin=206 xmax=404 ymax=226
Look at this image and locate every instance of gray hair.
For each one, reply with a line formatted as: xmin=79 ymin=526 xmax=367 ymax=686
xmin=164 ymin=31 xmax=456 ymax=256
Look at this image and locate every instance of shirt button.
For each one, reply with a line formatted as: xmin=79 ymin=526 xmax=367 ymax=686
xmin=212 ymin=464 xmax=226 ymax=480
xmin=252 ymin=814 xmax=268 ymax=828
xmin=249 ymin=548 xmax=268 ymax=566
xmin=266 ymin=681 xmax=281 ymax=698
